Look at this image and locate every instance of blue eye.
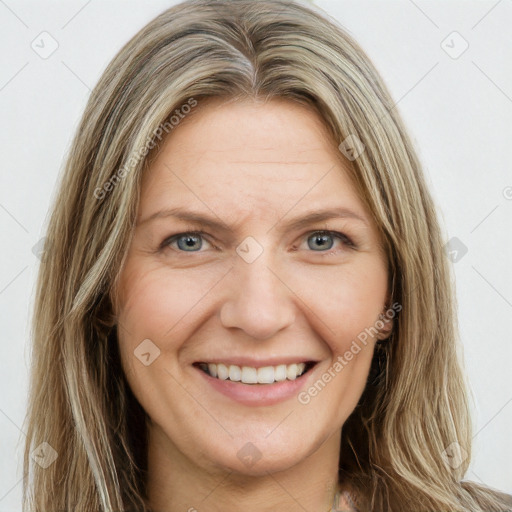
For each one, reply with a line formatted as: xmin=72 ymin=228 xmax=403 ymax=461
xmin=305 ymin=231 xmax=353 ymax=252
xmin=163 ymin=232 xmax=211 ymax=252
xmin=160 ymin=230 xmax=354 ymax=254
xmin=177 ymin=234 xmax=202 ymax=251
xmin=307 ymin=232 xmax=334 ymax=251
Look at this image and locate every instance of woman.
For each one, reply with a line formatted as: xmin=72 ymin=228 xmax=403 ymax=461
xmin=22 ymin=0 xmax=512 ymax=511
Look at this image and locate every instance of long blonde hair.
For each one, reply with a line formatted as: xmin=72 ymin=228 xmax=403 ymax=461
xmin=22 ymin=1 xmax=512 ymax=510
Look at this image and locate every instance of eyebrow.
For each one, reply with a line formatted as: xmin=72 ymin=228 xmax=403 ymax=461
xmin=137 ymin=206 xmax=369 ymax=233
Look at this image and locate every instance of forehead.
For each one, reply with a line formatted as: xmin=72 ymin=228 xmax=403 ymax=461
xmin=139 ymin=98 xmax=366 ymax=221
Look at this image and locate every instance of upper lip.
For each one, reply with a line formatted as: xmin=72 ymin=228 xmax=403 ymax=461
xmin=194 ymin=357 xmax=319 ymax=368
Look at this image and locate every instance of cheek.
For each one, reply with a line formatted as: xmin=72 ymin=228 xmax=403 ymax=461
xmin=115 ymin=261 xmax=217 ymax=412
xmin=291 ymin=255 xmax=388 ymax=348
xmin=116 ymin=259 xmax=220 ymax=346
xmin=281 ymin=256 xmax=387 ymax=413
xmin=114 ymin=263 xmax=202 ymax=389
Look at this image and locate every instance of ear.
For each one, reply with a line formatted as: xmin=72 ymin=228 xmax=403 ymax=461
xmin=375 ymin=300 xmax=395 ymax=341
xmin=376 ymin=316 xmax=393 ymax=340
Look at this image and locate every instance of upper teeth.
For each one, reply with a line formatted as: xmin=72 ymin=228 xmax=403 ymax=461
xmin=200 ymin=362 xmax=307 ymax=384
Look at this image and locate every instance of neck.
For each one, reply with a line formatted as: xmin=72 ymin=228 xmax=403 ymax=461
xmin=147 ymin=425 xmax=342 ymax=512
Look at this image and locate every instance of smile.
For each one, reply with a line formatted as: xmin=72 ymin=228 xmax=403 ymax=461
xmin=196 ymin=362 xmax=315 ymax=384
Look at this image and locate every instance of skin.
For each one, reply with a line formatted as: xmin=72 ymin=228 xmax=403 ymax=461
xmin=113 ymin=98 xmax=393 ymax=512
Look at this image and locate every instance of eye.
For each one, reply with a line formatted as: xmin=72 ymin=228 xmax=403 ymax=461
xmin=160 ymin=231 xmax=213 ymax=252
xmin=303 ymin=230 xmax=355 ymax=254
xmin=159 ymin=229 xmax=355 ymax=255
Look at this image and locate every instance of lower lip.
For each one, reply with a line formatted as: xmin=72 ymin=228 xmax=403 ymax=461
xmin=194 ymin=365 xmax=316 ymax=406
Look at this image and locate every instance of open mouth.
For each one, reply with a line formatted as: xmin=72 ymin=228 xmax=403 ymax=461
xmin=193 ymin=361 xmax=317 ymax=385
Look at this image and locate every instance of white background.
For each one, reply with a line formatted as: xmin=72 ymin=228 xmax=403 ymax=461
xmin=0 ymin=1 xmax=511 ymax=509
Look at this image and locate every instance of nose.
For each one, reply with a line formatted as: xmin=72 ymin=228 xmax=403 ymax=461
xmin=219 ymin=252 xmax=296 ymax=340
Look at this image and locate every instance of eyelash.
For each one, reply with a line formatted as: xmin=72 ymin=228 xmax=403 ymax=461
xmin=159 ymin=229 xmax=356 ymax=256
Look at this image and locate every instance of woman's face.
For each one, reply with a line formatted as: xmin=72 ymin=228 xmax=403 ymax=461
xmin=114 ymin=98 xmax=391 ymax=476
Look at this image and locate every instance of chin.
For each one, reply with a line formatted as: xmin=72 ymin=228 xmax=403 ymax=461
xmin=202 ymin=428 xmax=329 ymax=477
